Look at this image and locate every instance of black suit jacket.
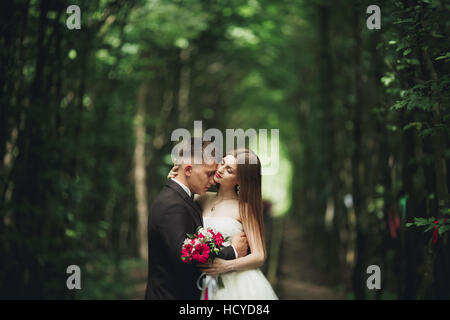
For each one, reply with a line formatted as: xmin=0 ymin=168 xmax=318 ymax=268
xmin=144 ymin=179 xmax=236 ymax=300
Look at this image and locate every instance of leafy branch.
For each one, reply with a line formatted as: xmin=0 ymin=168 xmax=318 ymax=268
xmin=406 ymin=208 xmax=450 ymax=241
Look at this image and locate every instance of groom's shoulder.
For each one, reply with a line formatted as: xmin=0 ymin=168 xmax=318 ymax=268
xmin=150 ymin=184 xmax=185 ymax=213
xmin=157 ymin=180 xmax=180 ymax=198
xmin=150 ymin=192 xmax=189 ymax=228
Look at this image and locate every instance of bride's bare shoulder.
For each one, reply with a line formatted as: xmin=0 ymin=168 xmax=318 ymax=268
xmin=194 ymin=192 xmax=216 ymax=206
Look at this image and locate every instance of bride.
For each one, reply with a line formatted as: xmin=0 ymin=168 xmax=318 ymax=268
xmin=168 ymin=148 xmax=278 ymax=300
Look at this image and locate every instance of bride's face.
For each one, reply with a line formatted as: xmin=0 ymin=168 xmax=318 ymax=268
xmin=214 ymin=155 xmax=238 ymax=187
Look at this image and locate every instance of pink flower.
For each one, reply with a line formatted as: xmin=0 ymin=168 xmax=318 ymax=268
xmin=181 ymin=251 xmax=191 ymax=263
xmin=213 ymin=232 xmax=224 ymax=247
xmin=192 ymin=243 xmax=210 ymax=263
xmin=181 ymin=243 xmax=193 ymax=263
xmin=183 ymin=243 xmax=193 ymax=253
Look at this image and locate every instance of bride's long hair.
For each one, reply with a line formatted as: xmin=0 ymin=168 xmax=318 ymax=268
xmin=223 ymin=148 xmax=266 ymax=257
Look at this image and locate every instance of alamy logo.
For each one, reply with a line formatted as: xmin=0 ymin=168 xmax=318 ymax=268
xmin=171 ymin=121 xmax=280 ymax=175
xmin=366 ymin=5 xmax=381 ymax=30
xmin=66 ymin=5 xmax=81 ymax=30
xmin=66 ymin=265 xmax=81 ymax=290
xmin=366 ymin=265 xmax=381 ymax=290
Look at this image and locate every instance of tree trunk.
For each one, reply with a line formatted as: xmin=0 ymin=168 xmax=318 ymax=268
xmin=135 ymin=83 xmax=149 ymax=260
xmin=177 ymin=47 xmax=191 ymax=127
xmin=351 ymin=4 xmax=366 ymax=300
xmin=317 ymin=3 xmax=340 ymax=284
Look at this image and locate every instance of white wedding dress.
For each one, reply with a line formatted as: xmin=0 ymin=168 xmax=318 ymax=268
xmin=200 ymin=215 xmax=279 ymax=300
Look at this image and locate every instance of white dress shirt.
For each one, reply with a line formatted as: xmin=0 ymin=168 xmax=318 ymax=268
xmin=170 ymin=178 xmax=239 ymax=258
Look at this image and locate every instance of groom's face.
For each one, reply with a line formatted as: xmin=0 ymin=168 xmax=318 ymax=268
xmin=188 ymin=162 xmax=218 ymax=195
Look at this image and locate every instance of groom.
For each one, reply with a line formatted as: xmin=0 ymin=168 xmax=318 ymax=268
xmin=144 ymin=138 xmax=248 ymax=300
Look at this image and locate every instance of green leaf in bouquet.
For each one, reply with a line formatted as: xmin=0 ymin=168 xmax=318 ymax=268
xmin=424 ymin=224 xmax=435 ymax=233
xmin=186 ymin=233 xmax=196 ymax=239
xmin=208 ymin=243 xmax=217 ymax=252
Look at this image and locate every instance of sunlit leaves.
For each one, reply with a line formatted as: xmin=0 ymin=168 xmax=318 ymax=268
xmin=226 ymin=26 xmax=259 ymax=47
xmin=68 ymin=49 xmax=77 ymax=60
xmin=381 ymin=72 xmax=395 ymax=86
xmin=435 ymin=52 xmax=450 ymax=62
xmin=127 ymin=0 xmax=211 ymax=48
xmin=96 ymin=48 xmax=116 ymax=65
xmin=390 ymin=76 xmax=450 ymax=114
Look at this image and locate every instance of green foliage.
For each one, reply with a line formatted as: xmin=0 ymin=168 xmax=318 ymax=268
xmin=382 ymin=0 xmax=449 ymax=245
xmin=1 ymin=0 xmax=449 ymax=300
xmin=74 ymin=255 xmax=146 ymax=299
xmin=406 ymin=215 xmax=450 ymax=237
xmin=392 ymin=76 xmax=450 ymax=114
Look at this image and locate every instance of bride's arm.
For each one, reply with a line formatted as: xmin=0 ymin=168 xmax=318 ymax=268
xmin=228 ymin=240 xmax=265 ymax=272
xmin=199 ymin=233 xmax=265 ymax=275
xmin=199 ymin=207 xmax=265 ymax=275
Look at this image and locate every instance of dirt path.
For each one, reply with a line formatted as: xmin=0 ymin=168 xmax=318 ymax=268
xmin=126 ymin=266 xmax=147 ymax=300
xmin=276 ymin=215 xmax=342 ymax=300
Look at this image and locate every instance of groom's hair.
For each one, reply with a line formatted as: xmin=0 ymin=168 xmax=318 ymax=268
xmin=174 ymin=137 xmax=216 ymax=166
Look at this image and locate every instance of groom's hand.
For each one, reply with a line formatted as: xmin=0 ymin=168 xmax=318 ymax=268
xmin=231 ymin=232 xmax=248 ymax=258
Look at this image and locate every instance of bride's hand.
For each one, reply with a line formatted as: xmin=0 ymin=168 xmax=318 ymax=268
xmin=167 ymin=165 xmax=179 ymax=180
xmin=199 ymin=258 xmax=233 ymax=276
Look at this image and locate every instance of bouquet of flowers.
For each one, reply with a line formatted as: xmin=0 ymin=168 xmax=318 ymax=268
xmin=180 ymin=226 xmax=229 ymax=297
xmin=181 ymin=226 xmax=229 ymax=264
